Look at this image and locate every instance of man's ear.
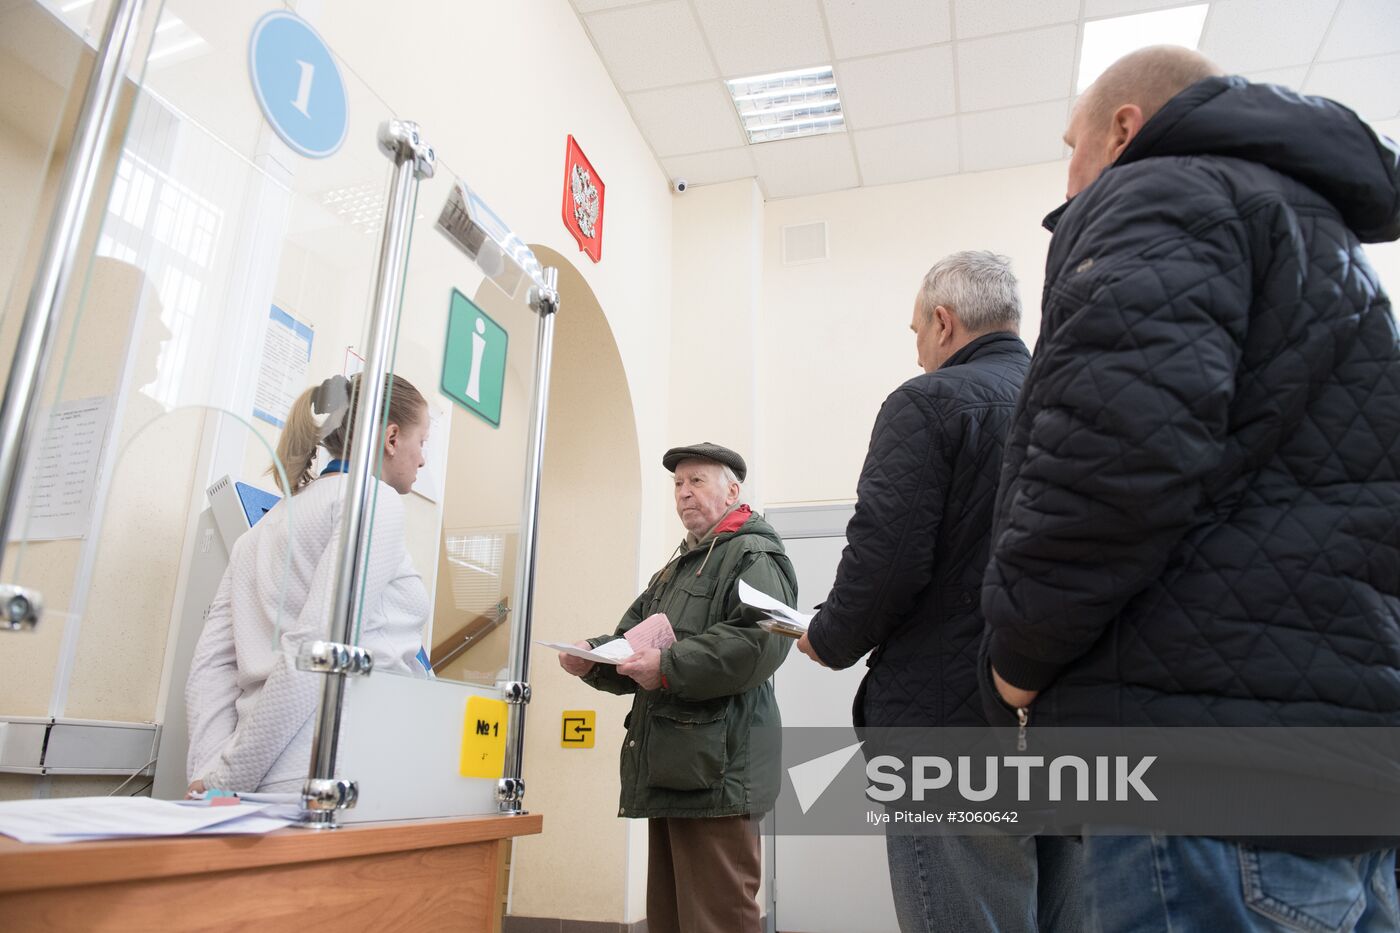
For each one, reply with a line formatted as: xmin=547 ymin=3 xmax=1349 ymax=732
xmin=1108 ymin=103 xmax=1145 ymax=161
xmin=934 ymin=304 xmax=956 ymax=344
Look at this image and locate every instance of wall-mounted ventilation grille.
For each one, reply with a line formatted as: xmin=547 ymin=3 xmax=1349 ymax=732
xmin=782 ymin=221 xmax=828 ymax=265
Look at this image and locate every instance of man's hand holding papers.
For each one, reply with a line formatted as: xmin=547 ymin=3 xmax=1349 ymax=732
xmin=737 ymin=580 xmax=812 ymax=639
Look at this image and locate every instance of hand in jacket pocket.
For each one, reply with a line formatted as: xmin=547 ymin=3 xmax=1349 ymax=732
xmin=993 ymin=666 xmax=1038 ymax=708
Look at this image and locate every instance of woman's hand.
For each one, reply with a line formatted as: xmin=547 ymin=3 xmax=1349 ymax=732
xmin=186 ymin=779 xmax=207 ymax=798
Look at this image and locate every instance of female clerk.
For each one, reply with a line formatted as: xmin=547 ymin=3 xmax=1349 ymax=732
xmin=185 ymin=374 xmax=430 ymax=794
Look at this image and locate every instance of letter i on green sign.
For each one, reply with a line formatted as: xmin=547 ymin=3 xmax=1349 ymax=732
xmin=441 ymin=289 xmax=508 ymax=427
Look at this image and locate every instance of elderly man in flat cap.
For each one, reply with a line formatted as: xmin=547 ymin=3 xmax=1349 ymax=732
xmin=560 ymin=442 xmax=797 ymax=933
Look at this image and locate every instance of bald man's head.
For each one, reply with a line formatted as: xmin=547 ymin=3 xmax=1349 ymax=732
xmin=1083 ymin=45 xmax=1224 ymax=128
xmin=1063 ymin=46 xmax=1224 ymax=199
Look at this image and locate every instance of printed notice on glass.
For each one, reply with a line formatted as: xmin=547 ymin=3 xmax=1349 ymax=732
xmin=10 ymin=396 xmax=114 ymax=541
xmin=252 ymin=305 xmax=314 ymax=429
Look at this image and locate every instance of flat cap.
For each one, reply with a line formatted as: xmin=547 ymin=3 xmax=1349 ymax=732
xmin=662 ymin=442 xmax=747 ymax=482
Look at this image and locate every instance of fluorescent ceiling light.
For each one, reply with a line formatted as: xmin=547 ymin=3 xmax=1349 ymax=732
xmin=726 ymin=66 xmax=845 ymax=145
xmin=1077 ymin=4 xmax=1209 ymax=93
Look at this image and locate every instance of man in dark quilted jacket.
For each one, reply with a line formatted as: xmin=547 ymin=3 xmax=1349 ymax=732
xmin=982 ymin=46 xmax=1400 ymax=931
xmin=796 ymin=252 xmax=1084 ymax=932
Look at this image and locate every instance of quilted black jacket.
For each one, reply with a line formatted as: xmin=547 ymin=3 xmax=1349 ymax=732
xmin=807 ymin=331 xmax=1029 ymax=727
xmin=982 ymin=76 xmax=1400 ymax=732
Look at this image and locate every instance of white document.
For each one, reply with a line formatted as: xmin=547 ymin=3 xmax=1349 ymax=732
xmin=10 ymin=396 xmax=114 ymax=541
xmin=538 ymin=638 xmax=636 ymax=665
xmin=0 ymin=796 xmax=298 ymax=844
xmin=738 ymin=580 xmax=812 ymax=634
xmin=252 ymin=305 xmax=313 ymax=429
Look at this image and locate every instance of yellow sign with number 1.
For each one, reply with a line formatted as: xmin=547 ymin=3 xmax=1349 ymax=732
xmin=459 ymin=695 xmax=508 ymax=779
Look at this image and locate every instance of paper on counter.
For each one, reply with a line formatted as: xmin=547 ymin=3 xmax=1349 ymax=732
xmin=738 ymin=580 xmax=812 ymax=633
xmin=625 ymin=613 xmax=677 ymax=652
xmin=0 ymin=796 xmax=298 ymax=844
xmin=539 ymin=638 xmax=637 ymax=665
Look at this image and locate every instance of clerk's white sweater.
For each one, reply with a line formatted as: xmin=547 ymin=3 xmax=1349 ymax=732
xmin=185 ymin=474 xmax=428 ymax=792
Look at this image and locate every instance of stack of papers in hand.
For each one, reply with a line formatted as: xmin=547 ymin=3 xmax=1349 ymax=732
xmin=539 ymin=638 xmax=637 ymax=665
xmin=738 ymin=580 xmax=812 ymax=638
xmin=541 ymin=613 xmax=679 ymax=664
xmin=624 ymin=613 xmax=677 ymax=652
xmin=0 ymin=796 xmax=301 ymax=844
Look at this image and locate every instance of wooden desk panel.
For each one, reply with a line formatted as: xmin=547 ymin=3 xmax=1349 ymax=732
xmin=0 ymin=813 xmax=542 ymax=933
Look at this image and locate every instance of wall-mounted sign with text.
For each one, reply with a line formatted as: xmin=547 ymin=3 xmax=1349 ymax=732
xmin=561 ymin=135 xmax=605 ymax=263
xmin=248 ymin=11 xmax=348 ymax=159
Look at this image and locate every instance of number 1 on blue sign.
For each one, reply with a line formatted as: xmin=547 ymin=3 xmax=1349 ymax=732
xmin=292 ymin=60 xmax=314 ymax=117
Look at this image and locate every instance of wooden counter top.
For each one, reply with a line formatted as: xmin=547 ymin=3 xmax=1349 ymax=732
xmin=0 ymin=811 xmax=542 ymax=894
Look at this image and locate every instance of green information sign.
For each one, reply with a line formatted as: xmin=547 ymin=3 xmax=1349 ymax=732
xmin=442 ymin=289 xmax=508 ymax=427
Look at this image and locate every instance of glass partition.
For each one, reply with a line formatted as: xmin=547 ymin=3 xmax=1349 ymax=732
xmin=380 ymin=160 xmax=543 ymax=688
xmin=0 ymin=0 xmax=402 ymax=802
xmin=1 ymin=0 xmax=550 ymax=821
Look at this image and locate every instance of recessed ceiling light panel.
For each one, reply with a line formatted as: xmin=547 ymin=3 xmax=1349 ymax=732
xmin=726 ymin=66 xmax=845 ymax=145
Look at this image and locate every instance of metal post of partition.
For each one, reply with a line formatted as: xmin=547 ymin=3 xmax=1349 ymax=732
xmin=0 ymin=0 xmax=149 ymax=632
xmin=497 ymin=267 xmax=559 ymax=814
xmin=298 ymin=120 xmax=434 ymax=827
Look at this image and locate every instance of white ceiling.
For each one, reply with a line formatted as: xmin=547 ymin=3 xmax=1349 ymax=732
xmin=570 ymin=0 xmax=1400 ymax=199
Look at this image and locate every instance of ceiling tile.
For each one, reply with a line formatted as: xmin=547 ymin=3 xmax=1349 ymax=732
xmin=954 ymin=0 xmax=1079 ymax=39
xmin=960 ymin=100 xmax=1069 ymax=173
xmin=1244 ymin=65 xmax=1309 ymax=89
xmin=853 ymin=117 xmax=961 ymax=186
xmin=1318 ymin=0 xmax=1400 ymax=61
xmin=628 ymin=83 xmax=746 ymax=156
xmin=1304 ymin=53 xmax=1400 ymax=121
xmin=837 ymin=46 xmax=956 ymax=129
xmin=752 ymin=132 xmax=860 ymax=198
xmin=822 ymin=0 xmax=951 ymax=59
xmin=584 ymin=2 xmax=716 ymax=92
xmin=692 ymin=0 xmax=830 ymax=77
xmin=574 ymin=0 xmax=650 ymax=11
xmin=661 ymin=147 xmax=759 ymax=187
xmin=1084 ymin=0 xmax=1205 ymax=15
xmin=1199 ymin=0 xmax=1337 ymax=73
xmin=957 ymin=25 xmax=1078 ymax=112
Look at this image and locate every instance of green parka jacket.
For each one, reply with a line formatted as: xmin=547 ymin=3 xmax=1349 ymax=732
xmin=583 ymin=510 xmax=797 ymax=819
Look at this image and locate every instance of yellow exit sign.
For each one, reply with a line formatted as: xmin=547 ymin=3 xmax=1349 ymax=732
xmin=561 ymin=710 xmax=596 ymax=749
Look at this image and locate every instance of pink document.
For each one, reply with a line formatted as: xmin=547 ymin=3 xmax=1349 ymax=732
xmin=625 ymin=613 xmax=678 ymax=652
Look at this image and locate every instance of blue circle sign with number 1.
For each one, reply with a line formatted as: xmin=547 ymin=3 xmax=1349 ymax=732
xmin=248 ymin=11 xmax=348 ymax=159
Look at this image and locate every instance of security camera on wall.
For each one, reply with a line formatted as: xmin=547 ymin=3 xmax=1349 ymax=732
xmin=671 ymin=177 xmax=688 ymax=194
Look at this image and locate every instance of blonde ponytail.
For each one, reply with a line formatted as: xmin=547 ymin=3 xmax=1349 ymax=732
xmin=267 ymin=373 xmax=428 ymax=496
xmin=268 ymin=387 xmax=320 ymax=494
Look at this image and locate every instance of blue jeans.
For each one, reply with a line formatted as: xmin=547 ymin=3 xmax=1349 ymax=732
xmin=1083 ymin=834 xmax=1400 ymax=933
xmin=885 ymin=832 xmax=1086 ymax=932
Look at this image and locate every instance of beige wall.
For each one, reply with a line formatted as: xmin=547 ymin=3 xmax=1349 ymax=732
xmin=668 ymin=178 xmax=765 ymax=501
xmin=756 ymin=159 xmax=1065 ymax=507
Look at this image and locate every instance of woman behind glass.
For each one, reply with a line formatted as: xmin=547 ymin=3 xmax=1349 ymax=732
xmin=185 ymin=374 xmax=431 ymax=794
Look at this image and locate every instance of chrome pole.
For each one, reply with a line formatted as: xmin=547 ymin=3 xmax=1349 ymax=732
xmin=0 ymin=0 xmax=149 ymax=631
xmin=300 ymin=120 xmax=434 ymax=826
xmin=499 ymin=267 xmax=559 ymax=814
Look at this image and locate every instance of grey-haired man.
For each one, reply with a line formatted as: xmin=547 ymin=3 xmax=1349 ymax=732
xmin=798 ymin=252 xmax=1084 ymax=932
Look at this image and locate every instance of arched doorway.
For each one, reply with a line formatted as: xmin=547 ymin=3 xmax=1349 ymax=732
xmin=504 ymin=247 xmax=644 ymax=926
